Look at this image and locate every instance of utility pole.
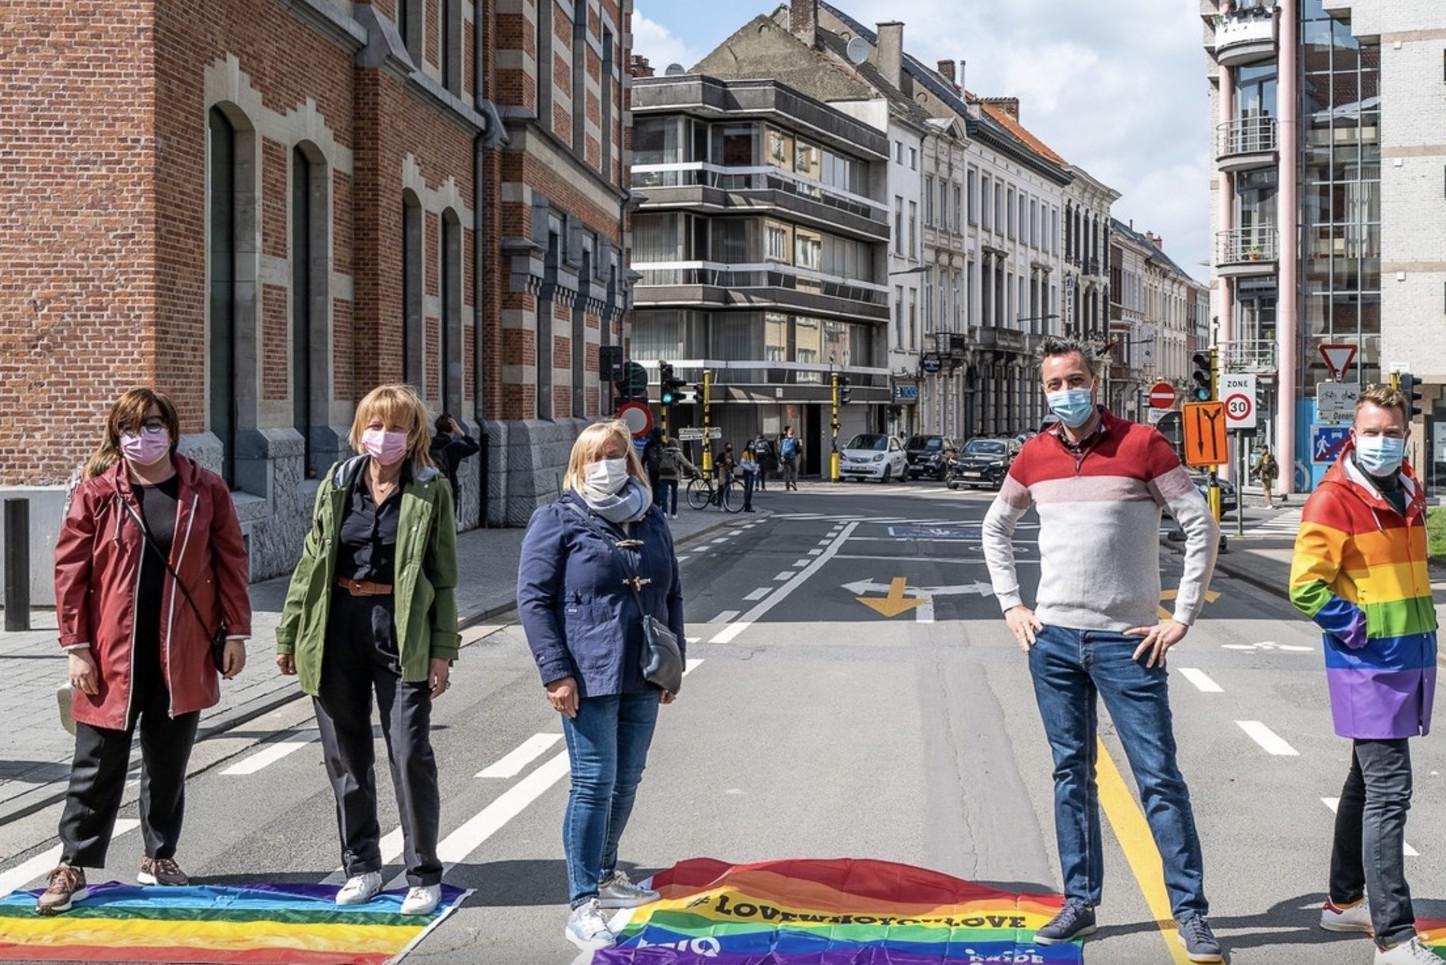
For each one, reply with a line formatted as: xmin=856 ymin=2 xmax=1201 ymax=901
xmin=829 ymin=372 xmax=841 ymax=482
xmin=701 ymin=368 xmax=713 ymax=475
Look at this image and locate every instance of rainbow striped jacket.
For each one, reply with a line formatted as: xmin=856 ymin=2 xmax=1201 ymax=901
xmin=1289 ymin=451 xmax=1437 ymax=739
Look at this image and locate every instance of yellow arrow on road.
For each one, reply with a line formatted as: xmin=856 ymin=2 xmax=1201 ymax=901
xmin=1156 ymin=588 xmax=1222 ymax=621
xmin=856 ymin=577 xmax=925 ymax=618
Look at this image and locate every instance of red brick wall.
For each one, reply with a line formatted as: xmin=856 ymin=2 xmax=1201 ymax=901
xmin=263 ymin=284 xmax=289 ymax=401
xmin=262 ymin=138 xmax=288 ymax=258
xmin=333 ymin=171 xmax=354 ymax=274
xmin=425 ymin=0 xmax=440 ymax=67
xmin=333 ymin=298 xmax=355 ymax=401
xmin=425 ymin=211 xmax=440 ymax=296
xmin=425 ymin=316 xmax=440 ymax=401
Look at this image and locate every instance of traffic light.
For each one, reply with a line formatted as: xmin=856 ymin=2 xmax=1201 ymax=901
xmin=1190 ymin=351 xmax=1213 ymax=402
xmin=839 ymin=375 xmax=852 ymax=405
xmin=1401 ymin=372 xmax=1424 ymax=419
xmin=659 ymin=362 xmax=687 ymax=406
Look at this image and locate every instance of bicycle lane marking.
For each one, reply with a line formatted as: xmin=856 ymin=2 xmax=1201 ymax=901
xmin=710 ymin=522 xmax=859 ymax=645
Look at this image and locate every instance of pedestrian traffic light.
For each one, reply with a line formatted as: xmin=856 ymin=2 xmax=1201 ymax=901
xmin=659 ymin=362 xmax=687 ymax=406
xmin=1190 ymin=351 xmax=1213 ymax=402
xmin=1401 ymin=372 xmax=1424 ymax=419
xmin=839 ymin=375 xmax=852 ymax=404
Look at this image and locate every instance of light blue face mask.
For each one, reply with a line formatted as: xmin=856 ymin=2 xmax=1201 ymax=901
xmin=1046 ymin=386 xmax=1095 ymax=428
xmin=1355 ymin=435 xmax=1405 ymax=477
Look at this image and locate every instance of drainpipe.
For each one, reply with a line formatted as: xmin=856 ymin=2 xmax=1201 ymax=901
xmin=472 ymin=1 xmax=489 ymax=524
xmin=1277 ymin=0 xmax=1298 ymax=495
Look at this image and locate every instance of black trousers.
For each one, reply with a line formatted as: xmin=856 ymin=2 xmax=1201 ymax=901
xmin=1329 ymin=738 xmax=1416 ymax=948
xmin=58 ymin=653 xmax=200 ymax=868
xmin=314 ymin=590 xmax=442 ymax=887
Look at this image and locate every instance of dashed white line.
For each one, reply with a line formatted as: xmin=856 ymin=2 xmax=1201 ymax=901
xmin=773 ymin=571 xmax=793 ymax=581
xmin=710 ymin=610 xmax=740 ymax=624
xmin=0 ymin=820 xmax=140 ymax=897
xmin=222 ymin=729 xmax=320 ymax=776
xmin=677 ymin=556 xmax=690 ymax=564
xmin=711 ymin=523 xmax=859 ymax=645
xmin=807 ymin=549 xmax=823 ymax=556
xmin=791 ymin=559 xmax=808 ymax=568
xmin=1177 ymin=668 xmax=1223 ymax=694
xmin=476 ymin=733 xmax=563 ymax=779
xmin=743 ymin=587 xmax=771 ymax=601
xmin=1236 ymin=720 xmax=1299 ymax=756
xmin=711 ymin=537 xmax=730 ymax=544
xmin=1321 ymin=798 xmax=1418 ymax=856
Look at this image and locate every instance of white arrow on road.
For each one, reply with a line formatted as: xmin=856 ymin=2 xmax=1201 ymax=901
xmin=841 ymin=578 xmax=995 ymax=597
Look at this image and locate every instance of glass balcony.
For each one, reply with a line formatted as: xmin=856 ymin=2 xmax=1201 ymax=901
xmin=1217 ymin=116 xmax=1278 ymax=172
xmin=631 ymin=162 xmax=889 ymax=227
xmin=1213 ymin=6 xmax=1278 ymax=67
xmin=632 ymin=261 xmax=890 ymax=308
xmin=1221 ymin=338 xmax=1278 ymax=374
xmin=1216 ymin=227 xmax=1279 ymax=277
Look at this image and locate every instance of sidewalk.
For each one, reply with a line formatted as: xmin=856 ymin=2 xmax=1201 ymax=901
xmin=0 ymin=501 xmax=748 ymax=824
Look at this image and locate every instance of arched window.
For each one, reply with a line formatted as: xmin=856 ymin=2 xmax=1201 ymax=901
xmin=208 ymin=107 xmax=239 ymax=487
xmin=402 ymin=191 xmax=424 ymax=389
xmin=441 ymin=209 xmax=463 ymax=415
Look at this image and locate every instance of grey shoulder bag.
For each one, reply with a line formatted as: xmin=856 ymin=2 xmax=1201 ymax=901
xmin=562 ymin=501 xmax=684 ymax=694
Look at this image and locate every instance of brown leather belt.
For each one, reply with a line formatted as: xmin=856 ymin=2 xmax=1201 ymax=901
xmin=336 ymin=577 xmax=394 ymax=597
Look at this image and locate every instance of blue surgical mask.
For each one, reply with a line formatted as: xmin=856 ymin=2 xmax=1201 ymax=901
xmin=1355 ymin=435 xmax=1405 ymax=477
xmin=1046 ymin=387 xmax=1095 ymax=428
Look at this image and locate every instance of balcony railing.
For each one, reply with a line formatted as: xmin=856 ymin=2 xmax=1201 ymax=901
xmin=635 ymin=358 xmax=890 ymax=390
xmin=1216 ymin=227 xmax=1279 ymax=266
xmin=1217 ymin=115 xmax=1278 ymax=160
xmin=1221 ymin=338 xmax=1278 ymax=374
xmin=633 ymin=260 xmax=890 ymax=307
xmin=1213 ymin=5 xmax=1277 ymax=65
xmin=631 ymin=162 xmax=889 ymax=224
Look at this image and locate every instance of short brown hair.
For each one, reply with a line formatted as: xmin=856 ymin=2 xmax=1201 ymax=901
xmin=1355 ymin=384 xmax=1408 ymax=425
xmin=84 ymin=387 xmax=181 ymax=478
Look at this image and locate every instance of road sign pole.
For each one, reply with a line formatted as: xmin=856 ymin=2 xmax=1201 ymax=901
xmin=829 ymin=372 xmax=841 ymax=483
xmin=701 ymin=369 xmax=712 ymax=475
xmin=1238 ymin=435 xmax=1246 ymax=538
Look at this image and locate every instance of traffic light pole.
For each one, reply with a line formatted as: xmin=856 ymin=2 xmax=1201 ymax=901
xmin=1207 ymin=346 xmax=1223 ymax=525
xmin=701 ymin=369 xmax=712 ymax=475
xmin=829 ymin=372 xmax=840 ymax=482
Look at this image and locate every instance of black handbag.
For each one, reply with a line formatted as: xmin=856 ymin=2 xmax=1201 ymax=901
xmin=563 ymin=501 xmax=684 ymax=694
xmin=120 ymin=499 xmax=230 ymax=673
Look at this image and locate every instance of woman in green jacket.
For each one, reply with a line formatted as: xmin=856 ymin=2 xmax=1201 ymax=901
xmin=275 ymin=384 xmax=459 ymax=916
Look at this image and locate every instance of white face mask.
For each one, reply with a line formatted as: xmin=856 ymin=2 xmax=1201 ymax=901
xmin=584 ymin=458 xmax=630 ymax=495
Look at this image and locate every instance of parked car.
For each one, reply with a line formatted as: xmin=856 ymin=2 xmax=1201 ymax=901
xmin=840 ymin=433 xmax=908 ymax=483
xmin=904 ymin=435 xmax=959 ymax=481
xmin=1189 ymin=471 xmax=1238 ymax=513
xmin=947 ymin=437 xmax=1020 ymax=490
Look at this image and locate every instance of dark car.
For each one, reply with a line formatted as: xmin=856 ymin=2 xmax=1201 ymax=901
xmin=947 ymin=437 xmax=1020 ymax=490
xmin=904 ymin=435 xmax=958 ymax=481
xmin=1189 ymin=471 xmax=1238 ymax=513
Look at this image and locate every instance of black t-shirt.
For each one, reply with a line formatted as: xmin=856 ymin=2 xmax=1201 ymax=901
xmin=133 ymin=474 xmax=182 ymax=671
xmin=337 ymin=467 xmax=407 ymax=583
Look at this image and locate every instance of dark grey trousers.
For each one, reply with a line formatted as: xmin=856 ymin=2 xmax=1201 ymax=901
xmin=314 ymin=590 xmax=442 ymax=887
xmin=1329 ymin=738 xmax=1415 ymax=949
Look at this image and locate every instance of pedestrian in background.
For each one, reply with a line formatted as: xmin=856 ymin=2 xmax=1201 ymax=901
xmin=1253 ymin=445 xmax=1279 ymax=509
xmin=713 ymin=443 xmax=736 ymax=507
xmin=740 ymin=443 xmax=760 ymax=513
xmin=276 ymin=383 xmax=459 ymax=917
xmin=40 ymin=387 xmax=251 ymax=915
xmin=656 ymin=434 xmax=696 ymax=520
xmin=1290 ymin=386 xmax=1438 ymax=965
xmin=642 ymin=427 xmax=663 ymax=499
xmin=750 ymin=433 xmax=774 ymax=491
xmin=428 ymin=412 xmax=480 ymax=506
xmin=516 ymin=420 xmax=684 ymax=952
xmin=779 ymin=426 xmax=801 ymax=491
xmin=981 ymin=336 xmax=1224 ymax=962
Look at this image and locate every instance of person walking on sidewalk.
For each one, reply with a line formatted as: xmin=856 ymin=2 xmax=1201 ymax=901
xmin=276 ymin=384 xmax=459 ymax=918
xmin=655 ymin=435 xmax=696 ymax=520
xmin=713 ymin=443 xmax=736 ymax=507
xmin=1289 ymin=385 xmax=1439 ymax=965
xmin=739 ymin=443 xmax=760 ymax=513
xmin=779 ymin=426 xmax=801 ymax=491
xmin=516 ymin=420 xmax=685 ymax=952
xmin=750 ymin=433 xmax=774 ymax=491
xmin=40 ymin=388 xmax=252 ymax=915
xmin=1253 ymin=445 xmax=1279 ymax=509
xmin=981 ymin=336 xmax=1224 ymax=963
xmin=428 ymin=412 xmax=480 ymax=506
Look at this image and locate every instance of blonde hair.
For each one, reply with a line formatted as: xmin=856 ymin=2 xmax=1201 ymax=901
xmin=349 ymin=384 xmax=435 ymax=468
xmin=1356 ymin=384 xmax=1408 ymax=426
xmin=562 ymin=420 xmax=648 ymax=493
xmin=85 ymin=387 xmax=181 ymax=479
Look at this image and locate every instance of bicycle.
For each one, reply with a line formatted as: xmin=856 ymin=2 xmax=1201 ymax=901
xmin=685 ymin=472 xmax=743 ymax=513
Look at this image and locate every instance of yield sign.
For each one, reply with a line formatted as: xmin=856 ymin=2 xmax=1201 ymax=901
xmin=1319 ymin=343 xmax=1358 ymax=381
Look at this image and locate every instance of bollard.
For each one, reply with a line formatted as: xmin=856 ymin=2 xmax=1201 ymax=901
xmin=3 ymin=498 xmax=30 ymax=632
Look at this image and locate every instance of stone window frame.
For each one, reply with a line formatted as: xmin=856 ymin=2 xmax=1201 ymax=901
xmin=290 ymin=140 xmax=333 ymax=480
xmin=440 ymin=207 xmax=464 ymax=417
xmin=397 ymin=0 xmax=424 ymax=66
xmin=536 ymin=0 xmax=554 ymax=126
xmin=403 ymin=189 xmax=426 ymax=391
xmin=601 ymin=26 xmax=614 ymax=182
xmin=538 ymin=220 xmax=563 ymax=420
xmin=442 ymin=0 xmax=463 ymax=95
xmin=571 ymin=240 xmax=592 ymax=419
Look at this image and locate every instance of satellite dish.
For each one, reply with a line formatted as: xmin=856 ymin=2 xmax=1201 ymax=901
xmin=665 ymin=63 xmax=686 ymax=76
xmin=845 ymin=36 xmax=870 ymax=66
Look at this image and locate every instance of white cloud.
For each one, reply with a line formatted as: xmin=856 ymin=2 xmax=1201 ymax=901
xmin=632 ymin=7 xmax=707 ymax=73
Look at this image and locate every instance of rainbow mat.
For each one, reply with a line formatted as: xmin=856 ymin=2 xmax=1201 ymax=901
xmin=0 ymin=882 xmax=469 ymax=964
xmin=592 ymin=857 xmax=1081 ymax=964
xmin=1416 ymin=919 xmax=1446 ymax=960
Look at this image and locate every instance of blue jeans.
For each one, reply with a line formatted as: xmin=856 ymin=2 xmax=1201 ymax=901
xmin=561 ymin=692 xmax=660 ymax=906
xmin=656 ymin=479 xmax=678 ymax=515
xmin=1028 ymin=624 xmax=1208 ymax=918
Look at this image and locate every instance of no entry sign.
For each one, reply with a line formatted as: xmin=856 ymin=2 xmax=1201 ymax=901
xmin=1149 ymin=381 xmax=1176 ymax=409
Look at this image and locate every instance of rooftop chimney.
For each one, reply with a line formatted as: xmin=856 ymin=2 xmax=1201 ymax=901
xmin=937 ymin=59 xmax=955 ymax=86
xmin=982 ymin=96 xmax=1020 ymax=120
xmin=789 ymin=0 xmax=818 ymax=48
xmin=877 ymin=21 xmax=903 ymax=91
xmin=628 ymin=54 xmax=654 ymax=78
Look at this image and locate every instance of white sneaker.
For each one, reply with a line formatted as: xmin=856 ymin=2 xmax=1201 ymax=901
xmin=1320 ymin=898 xmax=1373 ymax=934
xmin=565 ymin=897 xmax=616 ymax=951
xmin=597 ymin=870 xmax=660 ymax=909
xmin=1375 ymin=937 xmax=1440 ymax=963
xmin=335 ymin=871 xmax=382 ymax=906
xmin=671 ymin=513 xmax=678 ymax=519
xmin=400 ymin=883 xmax=441 ymax=915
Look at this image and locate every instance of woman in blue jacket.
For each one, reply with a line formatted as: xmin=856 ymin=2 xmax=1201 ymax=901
xmin=516 ymin=420 xmax=684 ymax=953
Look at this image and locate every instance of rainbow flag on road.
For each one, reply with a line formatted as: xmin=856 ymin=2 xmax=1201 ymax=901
xmin=0 ymin=882 xmax=468 ymax=964
xmin=1416 ymin=919 xmax=1446 ymax=960
xmin=594 ymin=857 xmax=1081 ymax=964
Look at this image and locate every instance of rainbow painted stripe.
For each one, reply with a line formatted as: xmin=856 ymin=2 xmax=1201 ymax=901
xmin=1417 ymin=920 xmax=1446 ymax=960
xmin=594 ymin=858 xmax=1081 ymax=964
xmin=0 ymin=882 xmax=468 ymax=964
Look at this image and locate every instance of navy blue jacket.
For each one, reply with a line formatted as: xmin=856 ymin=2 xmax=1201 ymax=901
xmin=517 ymin=491 xmax=685 ymax=697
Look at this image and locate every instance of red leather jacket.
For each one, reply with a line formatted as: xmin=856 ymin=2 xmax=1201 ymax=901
xmin=54 ymin=455 xmax=252 ymax=729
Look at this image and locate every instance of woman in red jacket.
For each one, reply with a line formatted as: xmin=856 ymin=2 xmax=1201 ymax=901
xmin=37 ymin=388 xmax=252 ymax=915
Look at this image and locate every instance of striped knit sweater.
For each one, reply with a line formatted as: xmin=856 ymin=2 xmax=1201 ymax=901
xmin=982 ymin=410 xmax=1220 ymax=631
xmin=1289 ymin=449 xmax=1437 ymax=739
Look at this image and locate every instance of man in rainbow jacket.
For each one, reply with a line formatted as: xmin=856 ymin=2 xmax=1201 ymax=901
xmin=1289 ymin=384 xmax=1438 ymax=965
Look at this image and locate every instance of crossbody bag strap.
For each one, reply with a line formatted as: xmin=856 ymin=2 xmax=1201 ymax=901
xmin=119 ymin=497 xmax=220 ymax=635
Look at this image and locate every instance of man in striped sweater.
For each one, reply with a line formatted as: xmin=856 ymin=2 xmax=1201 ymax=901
xmin=982 ymin=336 xmax=1222 ymax=962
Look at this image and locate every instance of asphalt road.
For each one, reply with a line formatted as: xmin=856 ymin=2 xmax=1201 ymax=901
xmin=2 ymin=481 xmax=1445 ymax=965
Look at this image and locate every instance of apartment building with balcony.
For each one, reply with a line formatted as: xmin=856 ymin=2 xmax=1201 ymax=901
xmin=1109 ymin=222 xmax=1153 ymax=418
xmin=1202 ymin=0 xmax=1443 ymax=491
xmin=628 ymin=74 xmax=891 ymax=471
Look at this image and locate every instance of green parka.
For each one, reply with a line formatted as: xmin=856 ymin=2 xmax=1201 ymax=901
xmin=275 ymin=455 xmax=460 ymax=695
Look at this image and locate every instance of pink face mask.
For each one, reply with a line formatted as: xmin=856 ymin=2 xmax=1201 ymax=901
xmin=362 ymin=428 xmax=410 ymax=466
xmin=120 ymin=427 xmax=171 ymax=467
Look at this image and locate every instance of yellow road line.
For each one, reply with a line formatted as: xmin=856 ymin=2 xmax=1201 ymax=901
xmin=1094 ymin=736 xmax=1192 ymax=965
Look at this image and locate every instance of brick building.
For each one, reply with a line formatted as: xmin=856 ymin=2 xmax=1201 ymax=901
xmin=0 ymin=0 xmax=633 ymax=599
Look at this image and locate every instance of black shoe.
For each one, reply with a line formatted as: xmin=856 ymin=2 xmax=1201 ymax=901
xmin=744 ymin=507 xmax=756 ymax=513
xmin=1176 ymin=913 xmax=1223 ymax=963
xmin=1035 ymin=901 xmax=1096 ymax=945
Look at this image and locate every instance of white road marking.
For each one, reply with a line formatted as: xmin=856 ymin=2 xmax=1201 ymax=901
xmin=710 ymin=610 xmax=740 ymax=624
xmin=1236 ymin=720 xmax=1299 ymax=756
xmin=711 ymin=538 xmax=729 ymax=544
xmin=676 ymin=556 xmax=690 ymax=564
xmin=476 ymin=733 xmax=563 ymax=779
xmin=743 ymin=587 xmax=771 ymax=601
xmin=1222 ymin=641 xmax=1314 ymax=653
xmin=834 ymin=553 xmax=1039 ymax=565
xmin=1177 ymin=668 xmax=1223 ymax=694
xmin=0 ymin=820 xmax=140 ymax=898
xmin=773 ymin=571 xmax=793 ymax=581
xmin=711 ymin=523 xmax=859 ymax=644
xmin=807 ymin=549 xmax=823 ymax=556
xmin=817 ymin=539 xmax=832 ymax=547
xmin=791 ymin=559 xmax=809 ymax=568
xmin=222 ymin=729 xmax=319 ymax=776
xmin=916 ymin=600 xmax=935 ymax=623
xmin=842 ymin=578 xmax=993 ymax=597
xmin=1321 ymin=798 xmax=1418 ymax=856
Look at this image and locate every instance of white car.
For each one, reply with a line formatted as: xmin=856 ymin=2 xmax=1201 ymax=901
xmin=839 ymin=433 xmax=908 ymax=483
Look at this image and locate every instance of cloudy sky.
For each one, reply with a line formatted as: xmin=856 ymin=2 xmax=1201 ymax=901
xmin=633 ymin=0 xmax=1213 ymax=282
